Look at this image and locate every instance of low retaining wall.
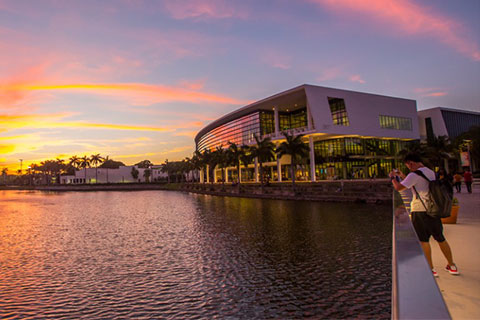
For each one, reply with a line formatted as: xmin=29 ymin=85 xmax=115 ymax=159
xmin=181 ymin=180 xmax=392 ymax=204
xmin=2 ymin=180 xmax=392 ymax=203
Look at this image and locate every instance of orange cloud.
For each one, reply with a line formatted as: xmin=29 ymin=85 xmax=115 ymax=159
xmin=311 ymin=0 xmax=480 ymax=61
xmin=0 ymin=113 xmax=168 ymax=132
xmin=6 ymin=82 xmax=246 ymax=106
xmin=414 ymin=87 xmax=448 ymax=97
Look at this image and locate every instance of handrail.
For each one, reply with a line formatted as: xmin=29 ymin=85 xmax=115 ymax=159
xmin=391 ymin=190 xmax=451 ymax=320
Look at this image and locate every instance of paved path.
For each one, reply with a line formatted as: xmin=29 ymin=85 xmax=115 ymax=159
xmin=431 ymin=184 xmax=480 ymax=319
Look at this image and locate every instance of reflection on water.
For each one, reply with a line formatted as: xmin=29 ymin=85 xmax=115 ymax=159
xmin=0 ymin=190 xmax=391 ymax=319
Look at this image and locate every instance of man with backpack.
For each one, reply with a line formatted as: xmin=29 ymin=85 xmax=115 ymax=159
xmin=390 ymin=153 xmax=459 ymax=277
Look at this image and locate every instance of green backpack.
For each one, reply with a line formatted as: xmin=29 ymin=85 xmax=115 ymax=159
xmin=413 ymin=170 xmax=453 ymax=218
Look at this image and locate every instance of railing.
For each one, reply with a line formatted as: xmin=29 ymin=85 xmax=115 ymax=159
xmin=391 ymin=190 xmax=451 ymax=319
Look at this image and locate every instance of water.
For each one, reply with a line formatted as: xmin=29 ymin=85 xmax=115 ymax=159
xmin=0 ymin=190 xmax=392 ymax=319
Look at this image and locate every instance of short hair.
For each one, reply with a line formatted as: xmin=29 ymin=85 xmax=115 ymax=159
xmin=403 ymin=153 xmax=422 ymax=163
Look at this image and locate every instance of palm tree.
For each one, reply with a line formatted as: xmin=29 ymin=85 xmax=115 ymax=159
xmin=227 ymin=142 xmax=243 ymax=185
xmin=79 ymin=156 xmax=90 ymax=183
xmin=213 ymin=146 xmax=228 ymax=185
xmin=276 ymin=132 xmax=310 ymax=191
xmin=2 ymin=168 xmax=7 ymax=185
xmin=191 ymin=151 xmax=203 ymax=183
xmin=425 ymin=136 xmax=453 ymax=172
xmin=68 ymin=155 xmax=80 ymax=169
xmin=239 ymin=145 xmax=254 ymax=181
xmin=250 ymin=134 xmax=275 ymax=189
xmin=201 ymin=149 xmax=213 ymax=183
xmin=90 ymin=154 xmax=104 ymax=183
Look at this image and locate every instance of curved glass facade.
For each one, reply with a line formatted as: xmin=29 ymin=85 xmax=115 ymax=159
xmin=197 ymin=112 xmax=261 ymax=151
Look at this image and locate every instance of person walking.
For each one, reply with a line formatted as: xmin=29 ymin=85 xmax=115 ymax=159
xmin=464 ymin=168 xmax=473 ymax=193
xmin=389 ymin=153 xmax=459 ymax=277
xmin=453 ymin=171 xmax=462 ymax=193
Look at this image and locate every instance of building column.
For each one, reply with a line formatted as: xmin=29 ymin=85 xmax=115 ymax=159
xmin=274 ymin=107 xmax=280 ymax=137
xmin=238 ymin=162 xmax=242 ymax=183
xmin=214 ymin=166 xmax=218 ymax=183
xmin=277 ymin=155 xmax=282 ymax=182
xmin=206 ymin=165 xmax=210 ymax=183
xmin=254 ymin=158 xmax=259 ymax=183
xmin=200 ymin=169 xmax=204 ymax=183
xmin=225 ymin=168 xmax=229 ymax=183
xmin=307 ymin=101 xmax=313 ymax=130
xmin=309 ymin=136 xmax=316 ymax=182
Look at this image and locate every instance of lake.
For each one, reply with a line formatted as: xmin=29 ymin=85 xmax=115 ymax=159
xmin=0 ymin=190 xmax=392 ymax=319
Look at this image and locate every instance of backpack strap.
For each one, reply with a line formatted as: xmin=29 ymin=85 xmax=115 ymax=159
xmin=413 ymin=169 xmax=431 ymax=182
xmin=413 ymin=169 xmax=431 ymax=212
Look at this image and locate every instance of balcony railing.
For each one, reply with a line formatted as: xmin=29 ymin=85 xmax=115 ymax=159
xmin=392 ymin=190 xmax=450 ymax=319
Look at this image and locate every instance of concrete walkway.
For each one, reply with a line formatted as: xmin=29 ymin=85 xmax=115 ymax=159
xmin=431 ymin=184 xmax=480 ymax=319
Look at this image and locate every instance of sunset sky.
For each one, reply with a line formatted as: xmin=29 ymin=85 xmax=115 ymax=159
xmin=1 ymin=0 xmax=479 ymax=172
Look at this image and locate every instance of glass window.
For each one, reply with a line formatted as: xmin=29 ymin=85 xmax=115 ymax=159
xmin=328 ymin=98 xmax=350 ymax=126
xmin=379 ymin=115 xmax=412 ymax=131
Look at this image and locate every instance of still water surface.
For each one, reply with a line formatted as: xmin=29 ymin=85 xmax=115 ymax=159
xmin=0 ymin=190 xmax=391 ymax=319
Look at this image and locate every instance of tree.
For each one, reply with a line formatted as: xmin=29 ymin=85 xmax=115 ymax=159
xmin=227 ymin=142 xmax=243 ymax=185
xmin=276 ymin=132 xmax=310 ymax=191
xmin=143 ymin=168 xmax=151 ymax=183
xmin=239 ymin=145 xmax=254 ymax=181
xmin=425 ymin=135 xmax=453 ymax=171
xmin=190 ymin=151 xmax=203 ymax=182
xmin=90 ymin=154 xmax=104 ymax=183
xmin=135 ymin=160 xmax=153 ymax=168
xmin=99 ymin=158 xmax=125 ymax=169
xmin=1 ymin=168 xmax=7 ymax=185
xmin=161 ymin=159 xmax=172 ymax=183
xmin=68 ymin=155 xmax=80 ymax=169
xmin=201 ymin=149 xmax=213 ymax=183
xmin=250 ymin=135 xmax=275 ymax=189
xmin=131 ymin=167 xmax=139 ymax=181
xmin=212 ymin=146 xmax=228 ymax=185
xmin=79 ymin=156 xmax=90 ymax=183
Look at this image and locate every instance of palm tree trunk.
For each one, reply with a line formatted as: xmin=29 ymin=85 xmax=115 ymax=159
xmin=95 ymin=164 xmax=98 ymax=183
xmin=291 ymin=158 xmax=296 ymax=193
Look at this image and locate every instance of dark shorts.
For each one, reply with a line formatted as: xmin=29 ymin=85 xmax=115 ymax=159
xmin=411 ymin=211 xmax=446 ymax=242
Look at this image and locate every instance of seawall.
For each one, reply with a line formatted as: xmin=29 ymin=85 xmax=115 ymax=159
xmin=2 ymin=180 xmax=393 ymax=204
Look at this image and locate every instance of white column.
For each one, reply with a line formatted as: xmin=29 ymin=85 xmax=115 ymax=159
xmin=206 ymin=165 xmax=210 ymax=183
xmin=309 ymin=136 xmax=316 ymax=182
xmin=225 ymin=168 xmax=229 ymax=182
xmin=238 ymin=161 xmax=242 ymax=183
xmin=277 ymin=155 xmax=282 ymax=182
xmin=274 ymin=107 xmax=280 ymax=137
xmin=254 ymin=158 xmax=259 ymax=182
xmin=200 ymin=169 xmax=204 ymax=183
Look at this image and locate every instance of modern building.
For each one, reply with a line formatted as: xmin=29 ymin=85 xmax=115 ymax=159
xmin=418 ymin=107 xmax=480 ymax=141
xmin=195 ymin=84 xmax=419 ymax=182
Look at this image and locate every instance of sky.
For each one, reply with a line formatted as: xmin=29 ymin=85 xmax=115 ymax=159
xmin=1 ymin=0 xmax=479 ymax=172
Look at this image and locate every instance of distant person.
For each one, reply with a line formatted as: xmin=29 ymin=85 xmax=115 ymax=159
xmin=453 ymin=172 xmax=463 ymax=193
xmin=464 ymin=168 xmax=473 ymax=193
xmin=389 ymin=153 xmax=459 ymax=277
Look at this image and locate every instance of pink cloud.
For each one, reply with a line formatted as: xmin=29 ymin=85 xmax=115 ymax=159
xmin=316 ymin=67 xmax=342 ymax=82
xmin=260 ymin=50 xmax=291 ymax=70
xmin=310 ymin=0 xmax=480 ymax=61
xmin=163 ymin=0 xmax=248 ymax=20
xmin=349 ymin=74 xmax=365 ymax=84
